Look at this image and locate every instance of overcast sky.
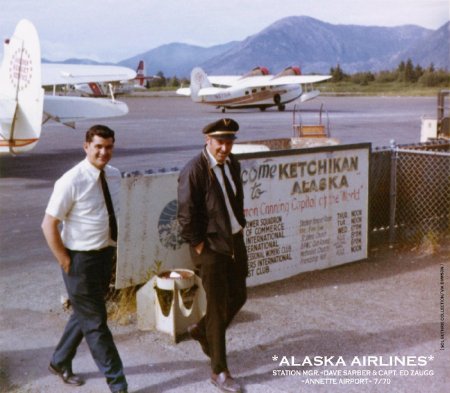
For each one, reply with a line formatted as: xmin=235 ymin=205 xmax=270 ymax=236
xmin=0 ymin=0 xmax=448 ymax=63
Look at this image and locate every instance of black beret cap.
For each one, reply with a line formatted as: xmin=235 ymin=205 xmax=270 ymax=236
xmin=202 ymin=118 xmax=239 ymax=140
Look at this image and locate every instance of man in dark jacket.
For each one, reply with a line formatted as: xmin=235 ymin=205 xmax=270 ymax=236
xmin=177 ymin=118 xmax=247 ymax=393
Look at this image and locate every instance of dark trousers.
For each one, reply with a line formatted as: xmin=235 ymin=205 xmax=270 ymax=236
xmin=51 ymin=247 xmax=127 ymax=393
xmin=191 ymin=233 xmax=248 ymax=374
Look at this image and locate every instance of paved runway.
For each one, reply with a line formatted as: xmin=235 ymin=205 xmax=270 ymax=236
xmin=1 ymin=95 xmax=448 ymax=393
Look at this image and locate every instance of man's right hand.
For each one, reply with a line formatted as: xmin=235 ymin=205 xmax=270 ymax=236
xmin=60 ymin=256 xmax=71 ymax=274
xmin=194 ymin=242 xmax=205 ymax=255
xmin=41 ymin=213 xmax=71 ymax=273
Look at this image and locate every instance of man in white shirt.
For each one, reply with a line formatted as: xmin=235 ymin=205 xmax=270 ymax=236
xmin=41 ymin=125 xmax=128 ymax=393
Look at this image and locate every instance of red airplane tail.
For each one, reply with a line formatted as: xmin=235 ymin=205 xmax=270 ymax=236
xmin=88 ymin=82 xmax=106 ymax=97
xmin=136 ymin=60 xmax=145 ymax=86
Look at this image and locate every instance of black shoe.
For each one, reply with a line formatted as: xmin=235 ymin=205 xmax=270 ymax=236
xmin=188 ymin=323 xmax=210 ymax=357
xmin=48 ymin=363 xmax=84 ymax=386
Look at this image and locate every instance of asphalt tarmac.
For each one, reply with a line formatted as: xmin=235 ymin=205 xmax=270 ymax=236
xmin=1 ymin=95 xmax=448 ymax=393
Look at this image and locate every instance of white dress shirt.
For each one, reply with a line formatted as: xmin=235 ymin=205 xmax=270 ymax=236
xmin=46 ymin=158 xmax=121 ymax=251
xmin=205 ymin=149 xmax=242 ymax=234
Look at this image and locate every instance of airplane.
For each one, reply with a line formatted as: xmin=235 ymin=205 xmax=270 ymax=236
xmin=176 ymin=66 xmax=331 ymax=112
xmin=0 ymin=19 xmax=136 ymax=155
xmin=73 ymin=60 xmax=155 ymax=97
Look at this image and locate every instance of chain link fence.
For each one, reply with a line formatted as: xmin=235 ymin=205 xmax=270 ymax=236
xmin=369 ymin=140 xmax=450 ymax=245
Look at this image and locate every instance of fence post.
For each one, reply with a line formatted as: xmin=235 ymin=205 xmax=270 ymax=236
xmin=389 ymin=140 xmax=398 ymax=245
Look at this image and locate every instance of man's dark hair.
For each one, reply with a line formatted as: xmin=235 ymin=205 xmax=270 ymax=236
xmin=85 ymin=124 xmax=115 ymax=143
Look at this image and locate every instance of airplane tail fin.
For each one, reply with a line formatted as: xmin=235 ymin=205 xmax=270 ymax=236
xmin=135 ymin=60 xmax=145 ymax=86
xmin=87 ymin=82 xmax=106 ymax=97
xmin=0 ymin=19 xmax=44 ymax=155
xmin=190 ymin=67 xmax=212 ymax=102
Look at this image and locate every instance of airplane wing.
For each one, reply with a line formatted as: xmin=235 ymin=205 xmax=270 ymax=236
xmin=270 ymin=75 xmax=332 ymax=84
xmin=234 ymin=75 xmax=331 ymax=88
xmin=208 ymin=74 xmax=331 ymax=88
xmin=176 ymin=87 xmax=191 ymax=96
xmin=197 ymin=87 xmax=226 ymax=97
xmin=42 ymin=64 xmax=136 ymax=86
xmin=43 ymin=95 xmax=128 ymax=125
xmin=207 ymin=75 xmax=241 ymax=87
xmin=176 ymin=85 xmax=226 ymax=97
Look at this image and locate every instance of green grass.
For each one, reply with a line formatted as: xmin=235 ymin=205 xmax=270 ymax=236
xmin=319 ymin=82 xmax=446 ymax=96
xmin=149 ymin=81 xmax=447 ymax=96
xmin=147 ymin=86 xmax=181 ymax=91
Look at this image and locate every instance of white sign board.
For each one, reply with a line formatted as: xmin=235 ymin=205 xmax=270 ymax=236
xmin=116 ymin=144 xmax=370 ymax=289
xmin=240 ymin=144 xmax=369 ymax=284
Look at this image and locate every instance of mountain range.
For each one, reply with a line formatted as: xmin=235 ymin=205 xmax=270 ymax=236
xmin=47 ymin=16 xmax=450 ymax=77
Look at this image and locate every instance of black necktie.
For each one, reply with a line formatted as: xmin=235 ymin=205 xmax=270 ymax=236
xmin=100 ymin=170 xmax=118 ymax=242
xmin=218 ymin=163 xmax=240 ymax=221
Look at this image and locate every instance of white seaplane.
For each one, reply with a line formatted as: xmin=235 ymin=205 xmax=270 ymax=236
xmin=177 ymin=66 xmax=331 ymax=112
xmin=0 ymin=19 xmax=136 ymax=155
xmin=73 ymin=60 xmax=155 ymax=97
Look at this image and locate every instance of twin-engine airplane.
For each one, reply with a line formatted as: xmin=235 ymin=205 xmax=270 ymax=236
xmin=0 ymin=19 xmax=136 ymax=155
xmin=73 ymin=60 xmax=154 ymax=97
xmin=177 ymin=66 xmax=331 ymax=112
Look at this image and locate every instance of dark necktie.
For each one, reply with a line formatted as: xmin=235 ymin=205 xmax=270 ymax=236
xmin=100 ymin=170 xmax=118 ymax=242
xmin=218 ymin=163 xmax=240 ymax=221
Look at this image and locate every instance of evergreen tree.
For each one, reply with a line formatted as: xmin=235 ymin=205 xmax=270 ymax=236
xmin=330 ymin=64 xmax=346 ymax=82
xmin=404 ymin=59 xmax=415 ymax=82
xmin=150 ymin=71 xmax=167 ymax=88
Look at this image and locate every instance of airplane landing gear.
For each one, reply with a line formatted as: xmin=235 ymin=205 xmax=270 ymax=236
xmin=221 ymin=107 xmax=226 ymax=113
xmin=278 ymin=104 xmax=286 ymax=111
